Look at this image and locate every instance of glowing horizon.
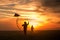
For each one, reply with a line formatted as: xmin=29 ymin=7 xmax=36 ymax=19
xmin=0 ymin=0 xmax=60 ymax=31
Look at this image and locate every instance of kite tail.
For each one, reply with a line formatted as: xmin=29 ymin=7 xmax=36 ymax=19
xmin=16 ymin=17 xmax=20 ymax=31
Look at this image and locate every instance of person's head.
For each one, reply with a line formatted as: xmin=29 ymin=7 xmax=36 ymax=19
xmin=24 ymin=22 xmax=27 ymax=24
xmin=32 ymin=25 xmax=33 ymax=27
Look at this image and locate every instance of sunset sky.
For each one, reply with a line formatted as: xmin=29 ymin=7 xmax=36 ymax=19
xmin=0 ymin=0 xmax=60 ymax=31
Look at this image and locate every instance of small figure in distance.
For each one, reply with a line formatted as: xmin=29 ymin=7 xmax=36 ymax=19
xmin=31 ymin=25 xmax=34 ymax=32
xmin=22 ymin=21 xmax=29 ymax=35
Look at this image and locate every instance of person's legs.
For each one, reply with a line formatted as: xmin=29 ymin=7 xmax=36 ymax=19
xmin=24 ymin=27 xmax=27 ymax=35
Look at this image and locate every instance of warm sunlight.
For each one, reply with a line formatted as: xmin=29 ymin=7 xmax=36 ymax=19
xmin=0 ymin=1 xmax=60 ymax=39
xmin=23 ymin=12 xmax=48 ymax=30
xmin=13 ymin=2 xmax=49 ymax=30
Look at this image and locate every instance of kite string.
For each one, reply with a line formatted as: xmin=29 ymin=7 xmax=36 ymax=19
xmin=16 ymin=17 xmax=20 ymax=31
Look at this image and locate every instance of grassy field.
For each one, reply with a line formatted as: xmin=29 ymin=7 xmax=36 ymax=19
xmin=0 ymin=30 xmax=60 ymax=40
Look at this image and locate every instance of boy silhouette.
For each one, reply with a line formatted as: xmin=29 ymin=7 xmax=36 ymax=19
xmin=31 ymin=25 xmax=34 ymax=32
xmin=22 ymin=21 xmax=29 ymax=35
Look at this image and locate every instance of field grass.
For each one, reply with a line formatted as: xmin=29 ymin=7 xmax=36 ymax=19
xmin=0 ymin=30 xmax=60 ymax=40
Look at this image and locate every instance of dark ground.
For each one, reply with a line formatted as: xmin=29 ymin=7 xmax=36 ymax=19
xmin=0 ymin=30 xmax=60 ymax=40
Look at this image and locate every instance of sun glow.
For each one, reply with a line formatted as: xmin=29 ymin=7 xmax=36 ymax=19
xmin=19 ymin=11 xmax=48 ymax=30
xmin=14 ymin=3 xmax=49 ymax=30
xmin=24 ymin=12 xmax=48 ymax=30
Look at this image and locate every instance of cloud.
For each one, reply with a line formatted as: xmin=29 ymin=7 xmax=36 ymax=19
xmin=56 ymin=21 xmax=60 ymax=24
xmin=0 ymin=0 xmax=60 ymax=30
xmin=0 ymin=0 xmax=19 ymax=5
xmin=0 ymin=0 xmax=32 ymax=5
xmin=41 ymin=0 xmax=60 ymax=13
xmin=42 ymin=0 xmax=60 ymax=7
xmin=19 ymin=0 xmax=32 ymax=5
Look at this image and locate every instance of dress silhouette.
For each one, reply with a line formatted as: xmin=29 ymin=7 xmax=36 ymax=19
xmin=22 ymin=22 xmax=29 ymax=35
xmin=31 ymin=25 xmax=34 ymax=32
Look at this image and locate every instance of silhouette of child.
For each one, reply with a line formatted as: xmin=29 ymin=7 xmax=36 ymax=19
xmin=31 ymin=25 xmax=34 ymax=32
xmin=22 ymin=22 xmax=29 ymax=35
